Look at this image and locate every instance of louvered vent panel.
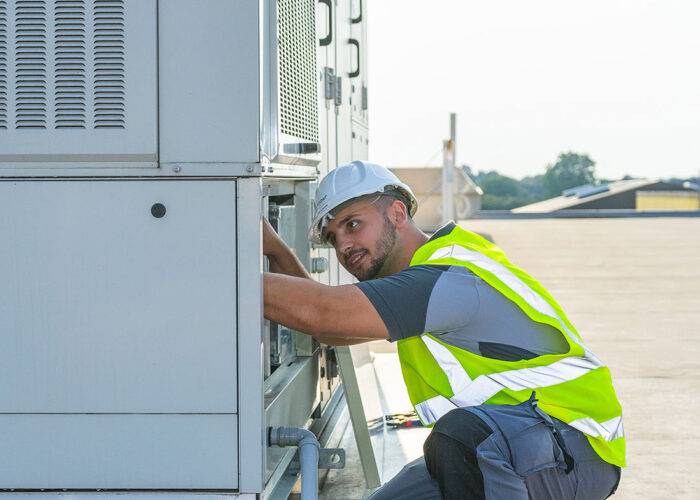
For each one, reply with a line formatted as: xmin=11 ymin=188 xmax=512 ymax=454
xmin=0 ymin=1 xmax=7 ymax=128
xmin=277 ymin=0 xmax=318 ymax=143
xmin=15 ymin=0 xmax=47 ymax=128
xmin=0 ymin=0 xmax=156 ymax=162
xmin=93 ymin=0 xmax=124 ymax=128
xmin=55 ymin=0 xmax=86 ymax=128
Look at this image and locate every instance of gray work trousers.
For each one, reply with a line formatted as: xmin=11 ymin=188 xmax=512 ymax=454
xmin=367 ymin=399 xmax=621 ymax=500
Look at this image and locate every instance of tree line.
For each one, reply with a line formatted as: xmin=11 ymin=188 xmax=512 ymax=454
xmin=466 ymin=152 xmax=605 ymax=210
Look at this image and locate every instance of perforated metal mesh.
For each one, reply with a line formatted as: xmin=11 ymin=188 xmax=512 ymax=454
xmin=0 ymin=0 xmax=126 ymax=130
xmin=277 ymin=0 xmax=318 ymax=143
xmin=0 ymin=2 xmax=8 ymax=128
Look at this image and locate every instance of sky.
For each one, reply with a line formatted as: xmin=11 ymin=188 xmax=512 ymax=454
xmin=367 ymin=0 xmax=700 ymax=180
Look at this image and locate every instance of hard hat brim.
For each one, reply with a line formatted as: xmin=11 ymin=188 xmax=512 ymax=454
xmin=307 ymin=185 xmax=417 ymax=244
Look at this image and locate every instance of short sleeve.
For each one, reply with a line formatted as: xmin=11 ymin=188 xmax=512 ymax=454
xmin=354 ymin=264 xmax=479 ymax=342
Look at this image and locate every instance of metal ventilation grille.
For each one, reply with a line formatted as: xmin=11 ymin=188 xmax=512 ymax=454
xmin=277 ymin=0 xmax=318 ymax=143
xmin=0 ymin=2 xmax=7 ymax=128
xmin=0 ymin=0 xmax=127 ymax=131
xmin=15 ymin=0 xmax=47 ymax=129
xmin=55 ymin=0 xmax=86 ymax=128
xmin=93 ymin=0 xmax=124 ymax=128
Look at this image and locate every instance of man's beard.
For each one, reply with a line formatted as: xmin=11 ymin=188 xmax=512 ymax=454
xmin=356 ymin=214 xmax=397 ymax=281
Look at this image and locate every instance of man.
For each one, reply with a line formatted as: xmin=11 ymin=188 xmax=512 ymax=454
xmin=263 ymin=160 xmax=624 ymax=499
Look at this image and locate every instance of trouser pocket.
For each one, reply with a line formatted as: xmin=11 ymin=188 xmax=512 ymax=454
xmin=468 ymin=399 xmax=578 ymax=499
xmin=469 ymin=394 xmax=572 ymax=476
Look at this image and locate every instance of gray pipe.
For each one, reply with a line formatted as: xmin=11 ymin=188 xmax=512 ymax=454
xmin=269 ymin=426 xmax=320 ymax=500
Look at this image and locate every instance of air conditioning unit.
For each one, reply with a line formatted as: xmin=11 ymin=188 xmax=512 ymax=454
xmin=0 ymin=0 xmax=368 ymax=496
xmin=0 ymin=0 xmax=321 ymax=172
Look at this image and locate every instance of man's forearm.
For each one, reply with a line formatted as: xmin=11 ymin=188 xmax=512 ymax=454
xmin=267 ymin=247 xmax=311 ymax=279
xmin=263 ymin=273 xmax=390 ymax=340
xmin=311 ymin=333 xmax=378 ymax=346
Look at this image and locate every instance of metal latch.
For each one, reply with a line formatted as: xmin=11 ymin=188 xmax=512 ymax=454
xmin=325 ymin=346 xmax=339 ymax=379
xmin=324 ymin=67 xmax=335 ymax=100
xmin=289 ymin=448 xmax=346 ymax=472
xmin=334 ymin=76 xmax=343 ymax=106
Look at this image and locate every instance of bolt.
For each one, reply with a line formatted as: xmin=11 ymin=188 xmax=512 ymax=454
xmin=172 ymin=165 xmax=181 ymax=173
xmin=246 ymin=165 xmax=254 ymax=173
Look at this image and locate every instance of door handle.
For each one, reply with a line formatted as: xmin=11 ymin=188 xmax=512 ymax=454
xmin=319 ymin=0 xmax=332 ymax=46
xmin=352 ymin=0 xmax=362 ymax=24
xmin=348 ymin=38 xmax=360 ymax=78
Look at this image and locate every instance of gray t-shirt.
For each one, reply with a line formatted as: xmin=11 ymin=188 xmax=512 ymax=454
xmin=355 ymin=249 xmax=569 ymax=362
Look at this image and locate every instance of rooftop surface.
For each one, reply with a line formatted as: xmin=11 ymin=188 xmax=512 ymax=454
xmin=319 ymin=217 xmax=700 ymax=499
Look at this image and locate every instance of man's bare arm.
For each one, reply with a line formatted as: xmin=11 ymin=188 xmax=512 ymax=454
xmin=263 ymin=217 xmax=311 ymax=279
xmin=311 ymin=334 xmax=379 ymax=346
xmin=263 ymin=273 xmax=390 ymax=341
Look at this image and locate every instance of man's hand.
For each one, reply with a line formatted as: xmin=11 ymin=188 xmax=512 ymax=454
xmin=263 ymin=217 xmax=311 ymax=279
xmin=262 ymin=219 xmax=388 ymax=344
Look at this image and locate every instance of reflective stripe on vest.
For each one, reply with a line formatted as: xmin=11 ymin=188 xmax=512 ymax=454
xmin=419 ymin=335 xmax=616 ymax=441
xmin=416 ymin=394 xmax=624 ymax=443
xmin=422 ymin=334 xmax=603 ymax=407
xmin=428 ymin=244 xmax=586 ymax=350
xmin=414 ymin=244 xmax=622 ymax=443
xmin=569 ymin=416 xmax=624 ymax=441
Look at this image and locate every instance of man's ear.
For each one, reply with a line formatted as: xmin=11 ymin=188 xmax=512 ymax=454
xmin=390 ymin=199 xmax=408 ymax=228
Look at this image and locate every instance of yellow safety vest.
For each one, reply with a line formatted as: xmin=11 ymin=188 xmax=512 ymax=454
xmin=397 ymin=224 xmax=626 ymax=467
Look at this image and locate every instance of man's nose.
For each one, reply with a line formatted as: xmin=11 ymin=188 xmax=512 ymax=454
xmin=337 ymin=234 xmax=353 ymax=255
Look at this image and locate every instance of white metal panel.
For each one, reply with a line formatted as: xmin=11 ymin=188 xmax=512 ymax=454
xmin=0 ymin=414 xmax=238 ymax=489
xmin=0 ymin=179 xmax=238 ymax=413
xmin=350 ymin=0 xmax=368 ymax=126
xmin=335 ymin=0 xmax=353 ymax=168
xmin=351 ymin=121 xmax=369 ymax=161
xmin=158 ymin=0 xmax=259 ymax=164
xmin=235 ymin=177 xmax=265 ymax=494
xmin=0 ymin=0 xmax=158 ymax=164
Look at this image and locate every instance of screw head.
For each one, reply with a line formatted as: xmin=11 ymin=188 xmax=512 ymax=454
xmin=172 ymin=165 xmax=181 ymax=173
xmin=246 ymin=165 xmax=254 ymax=173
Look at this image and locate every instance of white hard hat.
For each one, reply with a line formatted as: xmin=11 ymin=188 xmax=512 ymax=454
xmin=308 ymin=160 xmax=418 ymax=244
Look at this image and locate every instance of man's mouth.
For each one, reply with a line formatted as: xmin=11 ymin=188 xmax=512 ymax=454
xmin=347 ymin=250 xmax=366 ymax=269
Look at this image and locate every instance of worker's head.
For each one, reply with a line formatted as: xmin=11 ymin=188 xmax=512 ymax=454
xmin=308 ymin=161 xmax=418 ymax=281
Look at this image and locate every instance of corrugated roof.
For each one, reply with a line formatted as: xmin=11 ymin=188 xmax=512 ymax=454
xmin=512 ymin=179 xmax=656 ymax=213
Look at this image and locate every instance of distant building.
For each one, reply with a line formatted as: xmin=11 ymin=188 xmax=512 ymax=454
xmin=513 ymin=179 xmax=697 ymax=213
xmin=390 ymin=167 xmax=483 ymax=230
xmin=636 ymin=191 xmax=700 ymax=210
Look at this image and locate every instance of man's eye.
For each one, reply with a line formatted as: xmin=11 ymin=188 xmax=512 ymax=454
xmin=348 ymin=221 xmax=359 ymax=229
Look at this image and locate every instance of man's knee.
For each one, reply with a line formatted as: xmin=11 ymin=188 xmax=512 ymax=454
xmin=427 ymin=408 xmax=493 ymax=452
xmin=424 ymin=409 xmax=494 ymax=499
xmin=424 ymin=409 xmax=494 ymax=472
